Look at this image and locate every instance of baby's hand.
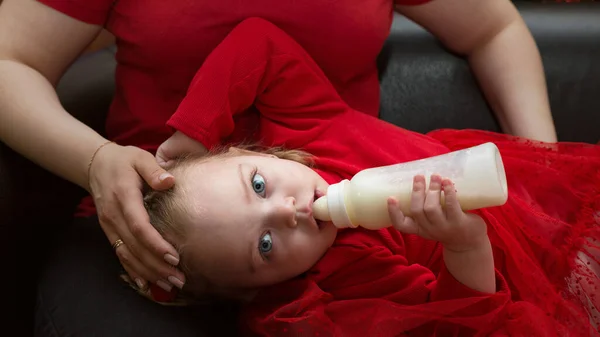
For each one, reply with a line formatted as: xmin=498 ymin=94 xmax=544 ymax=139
xmin=156 ymin=131 xmax=208 ymax=168
xmin=387 ymin=174 xmax=488 ymax=252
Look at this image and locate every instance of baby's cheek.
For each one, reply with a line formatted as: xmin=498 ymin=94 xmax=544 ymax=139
xmin=303 ymin=241 xmax=326 ymax=264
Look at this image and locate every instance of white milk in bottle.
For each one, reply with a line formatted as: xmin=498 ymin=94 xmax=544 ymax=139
xmin=313 ymin=142 xmax=508 ymax=229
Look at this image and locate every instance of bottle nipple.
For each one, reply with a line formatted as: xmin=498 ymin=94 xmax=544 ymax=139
xmin=313 ymin=196 xmax=331 ymax=221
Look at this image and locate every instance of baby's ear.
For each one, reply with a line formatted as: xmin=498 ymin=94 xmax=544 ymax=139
xmin=228 ymin=147 xmax=276 ymax=159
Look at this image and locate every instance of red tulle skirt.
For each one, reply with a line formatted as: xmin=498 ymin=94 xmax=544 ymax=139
xmin=430 ymin=129 xmax=600 ymax=336
xmin=241 ymin=130 xmax=600 ymax=337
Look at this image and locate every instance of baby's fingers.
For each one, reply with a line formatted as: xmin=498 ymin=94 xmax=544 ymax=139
xmin=442 ymin=179 xmax=462 ymax=220
xmin=424 ymin=175 xmax=445 ymax=224
xmin=410 ymin=175 xmax=430 ymax=227
xmin=388 ymin=197 xmax=419 ymax=235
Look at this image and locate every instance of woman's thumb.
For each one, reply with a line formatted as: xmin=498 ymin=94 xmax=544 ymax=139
xmin=135 ymin=151 xmax=175 ymax=190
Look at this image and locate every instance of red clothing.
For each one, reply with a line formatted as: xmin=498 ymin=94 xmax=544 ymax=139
xmin=37 ymin=0 xmax=432 ymax=150
xmin=39 ymin=0 xmax=430 ymax=216
xmin=169 ymin=18 xmax=600 ymax=336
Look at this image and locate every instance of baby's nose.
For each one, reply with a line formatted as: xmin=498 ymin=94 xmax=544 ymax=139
xmin=274 ymin=196 xmax=297 ymax=228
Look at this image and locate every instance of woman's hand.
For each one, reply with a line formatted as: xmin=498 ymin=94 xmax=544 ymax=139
xmin=156 ymin=131 xmax=208 ymax=168
xmin=387 ymin=174 xmax=488 ymax=252
xmin=89 ymin=143 xmax=186 ymax=292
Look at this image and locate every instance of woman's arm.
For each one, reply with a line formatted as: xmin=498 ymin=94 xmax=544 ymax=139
xmin=396 ymin=0 xmax=557 ymax=143
xmin=0 ymin=0 xmax=184 ymax=291
xmin=0 ymin=0 xmax=108 ymax=187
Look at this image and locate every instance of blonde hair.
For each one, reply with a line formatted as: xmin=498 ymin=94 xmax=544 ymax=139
xmin=134 ymin=145 xmax=313 ymax=305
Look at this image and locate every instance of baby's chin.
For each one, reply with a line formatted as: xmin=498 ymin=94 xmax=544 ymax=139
xmin=316 ymin=221 xmax=338 ymax=254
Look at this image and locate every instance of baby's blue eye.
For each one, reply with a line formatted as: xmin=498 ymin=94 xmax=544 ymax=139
xmin=259 ymin=232 xmax=273 ymax=255
xmin=252 ymin=173 xmax=266 ymax=197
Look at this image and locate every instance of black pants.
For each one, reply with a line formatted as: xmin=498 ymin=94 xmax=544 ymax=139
xmin=34 ymin=216 xmax=239 ymax=337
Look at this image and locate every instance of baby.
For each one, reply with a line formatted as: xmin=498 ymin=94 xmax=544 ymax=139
xmin=134 ymin=17 xmax=598 ymax=336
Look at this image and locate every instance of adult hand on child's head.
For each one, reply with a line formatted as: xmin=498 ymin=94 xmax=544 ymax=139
xmin=88 ymin=143 xmax=186 ymax=292
xmin=387 ymin=174 xmax=488 ymax=252
xmin=156 ymin=131 xmax=208 ymax=168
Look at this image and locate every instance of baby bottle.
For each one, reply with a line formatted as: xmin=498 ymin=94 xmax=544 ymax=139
xmin=313 ymin=142 xmax=508 ymax=229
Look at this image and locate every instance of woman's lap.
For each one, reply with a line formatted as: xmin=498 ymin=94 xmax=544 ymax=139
xmin=34 ymin=216 xmax=239 ymax=337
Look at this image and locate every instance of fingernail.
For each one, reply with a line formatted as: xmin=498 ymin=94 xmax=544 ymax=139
xmin=135 ymin=278 xmax=146 ymax=290
xmin=157 ymin=280 xmax=173 ymax=292
xmin=159 ymin=172 xmax=173 ymax=182
xmin=168 ymin=275 xmax=185 ymax=289
xmin=164 ymin=253 xmax=179 ymax=265
xmin=413 ymin=179 xmax=422 ymax=190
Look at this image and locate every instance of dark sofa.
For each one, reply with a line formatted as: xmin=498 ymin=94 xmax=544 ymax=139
xmin=1 ymin=3 xmax=598 ymax=337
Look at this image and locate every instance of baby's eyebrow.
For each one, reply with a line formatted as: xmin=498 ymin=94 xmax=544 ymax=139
xmin=238 ymin=163 xmax=252 ymax=205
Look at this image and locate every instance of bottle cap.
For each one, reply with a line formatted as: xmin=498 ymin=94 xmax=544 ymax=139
xmin=325 ymin=180 xmax=354 ymax=228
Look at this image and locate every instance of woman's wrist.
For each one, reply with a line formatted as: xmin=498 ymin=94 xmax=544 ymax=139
xmin=85 ymin=140 xmax=116 ymax=192
xmin=510 ymin=120 xmax=558 ymax=143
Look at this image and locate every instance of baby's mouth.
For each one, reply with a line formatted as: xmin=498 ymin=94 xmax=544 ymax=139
xmin=312 ymin=191 xmax=321 ymax=230
xmin=316 ymin=219 xmax=324 ymax=230
xmin=314 ymin=190 xmax=328 ymax=230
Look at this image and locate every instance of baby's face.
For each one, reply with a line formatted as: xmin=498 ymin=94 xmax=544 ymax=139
xmin=177 ymin=152 xmax=337 ymax=290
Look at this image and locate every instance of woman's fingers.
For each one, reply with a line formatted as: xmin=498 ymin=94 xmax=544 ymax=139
xmin=119 ymin=183 xmax=178 ymax=263
xmin=98 ymin=213 xmax=151 ymax=290
xmin=133 ymin=148 xmax=175 ymax=191
xmin=118 ymin=182 xmax=186 ymax=288
xmin=100 ymin=194 xmax=185 ymax=290
xmin=89 ymin=144 xmax=185 ymax=291
xmin=115 ymin=245 xmax=152 ymax=290
xmin=128 ymin=149 xmax=182 ymax=265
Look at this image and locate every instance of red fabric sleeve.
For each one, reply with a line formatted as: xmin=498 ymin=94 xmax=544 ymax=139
xmin=431 ymin=263 xmax=508 ymax=301
xmin=380 ymin=229 xmax=507 ymax=302
xmin=38 ymin=0 xmax=114 ymax=26
xmin=167 ymin=17 xmax=349 ymax=150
